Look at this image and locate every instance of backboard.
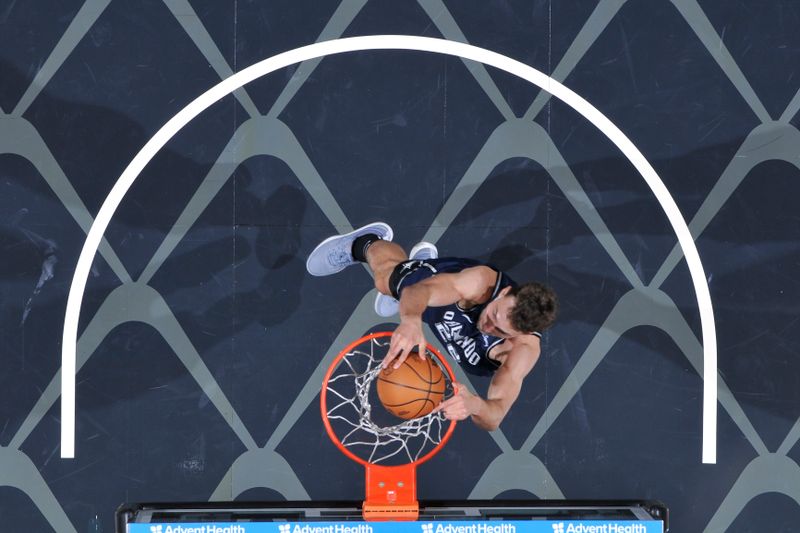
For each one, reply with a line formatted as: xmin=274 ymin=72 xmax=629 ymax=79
xmin=117 ymin=500 xmax=668 ymax=533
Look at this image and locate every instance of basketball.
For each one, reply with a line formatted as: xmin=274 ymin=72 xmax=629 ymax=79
xmin=376 ymin=354 xmax=446 ymax=419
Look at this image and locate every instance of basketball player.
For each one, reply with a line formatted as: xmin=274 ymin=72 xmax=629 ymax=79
xmin=306 ymin=222 xmax=557 ymax=431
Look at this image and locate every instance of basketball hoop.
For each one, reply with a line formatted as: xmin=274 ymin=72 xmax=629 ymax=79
xmin=320 ymin=332 xmax=457 ymax=521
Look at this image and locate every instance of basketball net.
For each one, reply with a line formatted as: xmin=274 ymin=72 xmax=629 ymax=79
xmin=321 ymin=333 xmax=457 ymax=521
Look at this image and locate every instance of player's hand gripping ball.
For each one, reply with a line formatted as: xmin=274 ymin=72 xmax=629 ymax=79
xmin=377 ymin=353 xmax=446 ymax=419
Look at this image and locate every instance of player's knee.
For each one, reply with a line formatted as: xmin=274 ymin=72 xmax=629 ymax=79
xmin=374 ymin=276 xmax=392 ymax=296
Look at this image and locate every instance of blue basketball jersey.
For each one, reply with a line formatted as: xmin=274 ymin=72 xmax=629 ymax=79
xmin=392 ymin=257 xmax=530 ymax=376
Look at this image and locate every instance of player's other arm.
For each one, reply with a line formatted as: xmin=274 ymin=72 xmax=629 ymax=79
xmin=474 ymin=343 xmax=539 ymax=430
xmin=386 ymin=267 xmax=494 ymax=367
xmin=437 ymin=341 xmax=540 ymax=431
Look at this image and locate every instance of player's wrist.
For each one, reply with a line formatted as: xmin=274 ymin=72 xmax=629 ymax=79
xmin=470 ymin=397 xmax=502 ymax=429
xmin=469 ymin=395 xmax=486 ymax=417
xmin=399 ymin=313 xmax=423 ymax=324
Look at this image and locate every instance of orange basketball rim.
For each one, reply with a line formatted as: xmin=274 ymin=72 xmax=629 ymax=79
xmin=320 ymin=331 xmax=457 ymax=521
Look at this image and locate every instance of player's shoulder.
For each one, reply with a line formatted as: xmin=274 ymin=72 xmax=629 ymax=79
xmin=492 ymin=337 xmax=540 ymax=379
xmin=447 ymin=264 xmax=499 ymax=299
xmin=509 ymin=332 xmax=540 ymax=351
xmin=509 ymin=334 xmax=541 ymax=362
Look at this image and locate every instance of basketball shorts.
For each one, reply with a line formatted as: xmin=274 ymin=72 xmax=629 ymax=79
xmin=387 ymin=259 xmax=440 ymax=300
xmin=388 ymin=257 xmax=484 ymax=299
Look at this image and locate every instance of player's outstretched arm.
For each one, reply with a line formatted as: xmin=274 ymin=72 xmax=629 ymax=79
xmin=434 ymin=340 xmax=540 ymax=430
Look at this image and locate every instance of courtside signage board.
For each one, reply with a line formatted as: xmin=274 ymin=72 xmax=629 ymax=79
xmin=128 ymin=520 xmax=663 ymax=533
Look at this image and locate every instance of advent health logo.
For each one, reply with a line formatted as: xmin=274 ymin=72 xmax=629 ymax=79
xmin=553 ymin=525 xmax=647 ymax=533
xmin=419 ymin=524 xmax=515 ymax=533
xmin=278 ymin=525 xmax=373 ymax=533
xmin=148 ymin=526 xmax=245 ymax=533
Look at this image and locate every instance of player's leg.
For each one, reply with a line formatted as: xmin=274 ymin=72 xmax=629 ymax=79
xmin=374 ymin=241 xmax=438 ymax=317
xmin=305 ymin=223 xmax=437 ymax=314
xmin=363 ymin=240 xmax=408 ymax=295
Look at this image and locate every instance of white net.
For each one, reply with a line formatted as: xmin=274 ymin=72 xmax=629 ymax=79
xmin=324 ymin=335 xmax=455 ymax=465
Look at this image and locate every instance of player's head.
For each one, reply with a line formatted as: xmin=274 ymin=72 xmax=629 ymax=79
xmin=478 ymin=282 xmax=558 ymax=338
xmin=507 ymin=282 xmax=558 ymax=334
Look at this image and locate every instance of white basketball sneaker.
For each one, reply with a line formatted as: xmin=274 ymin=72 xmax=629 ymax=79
xmin=374 ymin=241 xmax=438 ymax=317
xmin=306 ymin=222 xmax=393 ymax=276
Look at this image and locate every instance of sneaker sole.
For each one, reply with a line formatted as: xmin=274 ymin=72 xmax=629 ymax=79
xmin=408 ymin=241 xmax=437 ymax=260
xmin=306 ymin=222 xmax=393 ymax=276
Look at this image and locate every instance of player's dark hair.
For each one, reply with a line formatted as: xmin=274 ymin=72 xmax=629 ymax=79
xmin=507 ymin=282 xmax=558 ymax=334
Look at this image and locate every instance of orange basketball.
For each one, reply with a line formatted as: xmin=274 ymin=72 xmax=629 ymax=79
xmin=376 ymin=355 xmax=446 ymax=419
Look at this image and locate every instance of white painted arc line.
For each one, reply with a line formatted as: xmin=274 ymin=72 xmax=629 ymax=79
xmin=61 ymin=35 xmax=716 ymax=463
